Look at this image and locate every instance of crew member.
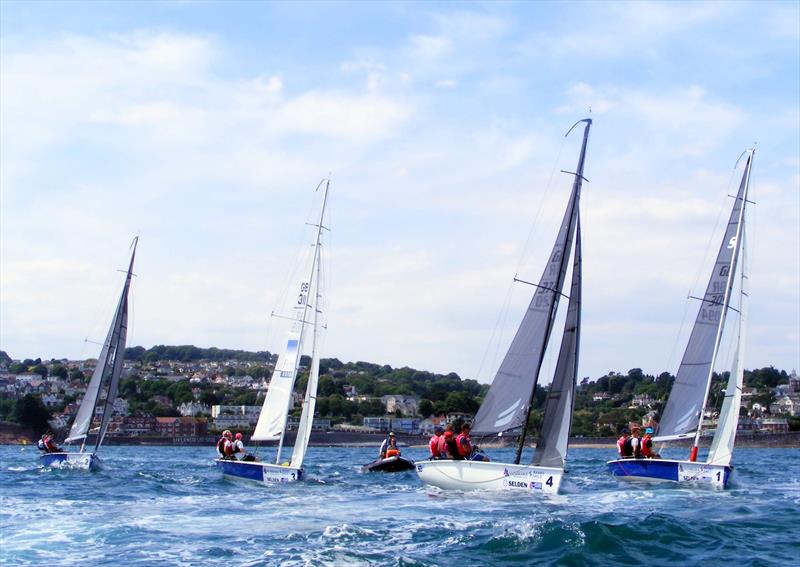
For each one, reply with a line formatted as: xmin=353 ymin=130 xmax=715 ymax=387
xmin=429 ymin=426 xmax=443 ymax=459
xmin=439 ymin=425 xmax=461 ymax=460
xmin=456 ymin=423 xmax=489 ymax=461
xmin=641 ymin=427 xmax=659 ymax=458
xmin=379 ymin=432 xmax=399 ymax=458
xmin=617 ymin=428 xmax=632 ymax=458
xmin=38 ymin=432 xmax=61 ymax=453
xmin=232 ymin=432 xmax=246 ymax=460
xmin=216 ymin=430 xmax=235 ymax=460
xmin=630 ymin=426 xmax=642 ymax=458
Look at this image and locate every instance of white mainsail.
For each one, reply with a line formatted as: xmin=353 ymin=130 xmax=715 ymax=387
xmin=251 ymin=180 xmax=329 ymax=470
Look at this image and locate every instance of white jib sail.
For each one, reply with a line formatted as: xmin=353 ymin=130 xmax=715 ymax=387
xmin=708 ymin=232 xmax=748 ymax=466
xmin=252 ymin=329 xmax=302 ymax=442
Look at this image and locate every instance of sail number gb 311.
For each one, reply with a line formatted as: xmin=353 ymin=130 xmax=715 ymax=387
xmin=297 ymin=282 xmax=310 ymax=306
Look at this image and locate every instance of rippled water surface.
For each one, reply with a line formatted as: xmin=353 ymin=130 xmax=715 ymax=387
xmin=2 ymin=445 xmax=798 ymax=566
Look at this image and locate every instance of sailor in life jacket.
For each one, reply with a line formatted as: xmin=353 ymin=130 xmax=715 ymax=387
xmin=38 ymin=432 xmax=61 ymax=453
xmin=438 ymin=425 xmax=461 ymax=460
xmin=640 ymin=427 xmax=659 ymax=458
xmin=379 ymin=431 xmax=399 ymax=459
xmin=456 ymin=423 xmax=489 ymax=462
xmin=630 ymin=426 xmax=643 ymax=458
xmin=617 ymin=428 xmax=632 ymax=458
xmin=216 ymin=430 xmax=235 ymax=460
xmin=232 ymin=432 xmax=246 ymax=460
xmin=428 ymin=425 xmax=444 ymax=459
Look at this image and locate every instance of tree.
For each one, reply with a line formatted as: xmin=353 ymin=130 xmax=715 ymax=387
xmin=0 ymin=350 xmax=12 ymax=365
xmin=69 ymin=368 xmax=86 ymax=382
xmin=418 ymin=399 xmax=434 ymax=418
xmin=13 ymin=394 xmax=51 ymax=436
xmin=8 ymin=362 xmax=27 ymax=374
xmin=30 ymin=364 xmax=48 ymax=378
xmin=51 ymin=365 xmax=68 ymax=379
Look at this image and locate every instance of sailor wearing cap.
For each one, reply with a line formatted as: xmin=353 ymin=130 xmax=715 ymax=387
xmin=379 ymin=431 xmax=399 ymax=459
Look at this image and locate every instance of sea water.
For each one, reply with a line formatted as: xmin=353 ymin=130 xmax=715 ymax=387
xmin=1 ymin=445 xmax=798 ymax=566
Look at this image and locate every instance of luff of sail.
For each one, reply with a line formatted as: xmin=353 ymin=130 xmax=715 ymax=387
xmin=65 ymin=238 xmax=138 ymax=445
xmin=655 ymin=152 xmax=752 ymax=442
xmin=533 ymin=217 xmax=581 ymax=469
xmin=251 ymin=180 xmax=329 ymax=454
xmin=707 ymin=226 xmax=748 ymax=466
xmin=471 ymin=119 xmax=590 ymax=436
xmin=252 ymin=330 xmax=302 ymax=442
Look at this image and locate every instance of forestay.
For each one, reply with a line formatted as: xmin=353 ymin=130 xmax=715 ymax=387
xmin=707 ymin=229 xmax=748 ymax=466
xmin=471 ymin=120 xmax=589 ymax=436
xmin=65 ymin=238 xmax=138 ymax=446
xmin=656 ymin=152 xmax=752 ymax=442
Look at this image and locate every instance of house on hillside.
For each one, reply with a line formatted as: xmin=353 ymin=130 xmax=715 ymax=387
xmin=381 ymin=395 xmax=418 ymax=416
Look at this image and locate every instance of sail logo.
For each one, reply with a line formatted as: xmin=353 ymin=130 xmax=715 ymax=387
xmin=494 ymin=399 xmax=522 ymax=428
xmin=727 ymin=236 xmax=737 ymax=250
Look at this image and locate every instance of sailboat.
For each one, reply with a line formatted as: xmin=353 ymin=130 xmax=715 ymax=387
xmin=217 ymin=180 xmax=329 ymax=484
xmin=415 ymin=119 xmax=591 ymax=493
xmin=40 ymin=237 xmax=139 ymax=470
xmin=607 ymin=149 xmax=755 ymax=488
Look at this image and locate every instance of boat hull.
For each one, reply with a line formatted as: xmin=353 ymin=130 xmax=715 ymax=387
xmin=362 ymin=455 xmax=415 ymax=473
xmin=606 ymin=458 xmax=732 ymax=488
xmin=216 ymin=459 xmax=303 ymax=484
xmin=39 ymin=452 xmax=98 ymax=470
xmin=415 ymin=459 xmax=564 ymax=494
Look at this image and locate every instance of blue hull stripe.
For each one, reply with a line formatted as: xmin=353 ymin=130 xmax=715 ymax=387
xmin=217 ymin=460 xmax=265 ymax=482
xmin=607 ymin=459 xmax=732 ymax=487
xmin=608 ymin=459 xmax=680 ymax=482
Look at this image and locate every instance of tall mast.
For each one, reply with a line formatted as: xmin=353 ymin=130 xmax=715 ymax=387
xmin=275 ymin=180 xmax=329 ymax=464
xmin=690 ymin=150 xmax=753 ymax=460
xmin=513 ymin=119 xmax=590 ymax=464
xmin=93 ymin=237 xmax=138 ymax=452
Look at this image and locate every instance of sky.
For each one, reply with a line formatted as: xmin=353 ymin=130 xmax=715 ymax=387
xmin=1 ymin=1 xmax=798 ymax=384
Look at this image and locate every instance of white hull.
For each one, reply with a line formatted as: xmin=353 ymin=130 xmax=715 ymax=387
xmin=415 ymin=459 xmax=564 ymax=494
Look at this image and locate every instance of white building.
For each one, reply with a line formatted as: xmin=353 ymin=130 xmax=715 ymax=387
xmin=179 ymin=401 xmax=210 ymax=417
xmin=381 ymin=395 xmax=418 ymax=416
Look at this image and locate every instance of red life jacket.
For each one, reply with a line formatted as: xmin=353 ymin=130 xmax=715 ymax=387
xmin=617 ymin=435 xmax=628 ymax=457
xmin=456 ymin=433 xmax=471 ymax=458
xmin=429 ymin=435 xmax=441 ymax=457
xmin=216 ymin=437 xmax=230 ymax=456
xmin=641 ymin=435 xmax=653 ymax=458
xmin=438 ymin=434 xmax=452 ymax=457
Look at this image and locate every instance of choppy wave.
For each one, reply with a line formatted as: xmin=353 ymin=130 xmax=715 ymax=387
xmin=2 ymin=446 xmax=799 ymax=566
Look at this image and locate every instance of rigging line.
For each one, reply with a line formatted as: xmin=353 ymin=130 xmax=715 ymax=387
xmin=663 ymin=164 xmax=740 ymax=375
xmin=513 ymin=128 xmax=570 ymax=279
xmin=686 ymin=295 xmax=742 ymax=315
xmin=512 ymin=277 xmax=574 ymax=302
xmin=473 ymin=132 xmax=570 ymax=385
